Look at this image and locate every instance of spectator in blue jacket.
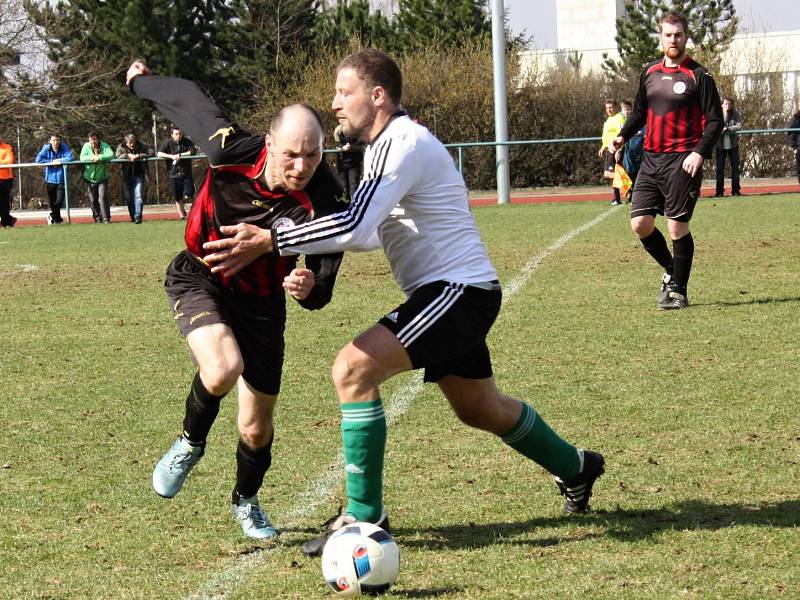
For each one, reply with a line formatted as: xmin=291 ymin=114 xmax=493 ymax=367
xmin=35 ymin=134 xmax=74 ymax=224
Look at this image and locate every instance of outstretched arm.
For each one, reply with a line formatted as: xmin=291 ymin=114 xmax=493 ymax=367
xmin=127 ymin=61 xmax=261 ymax=167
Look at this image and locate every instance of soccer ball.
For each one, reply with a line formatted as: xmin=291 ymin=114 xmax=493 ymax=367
xmin=321 ymin=522 xmax=400 ymax=597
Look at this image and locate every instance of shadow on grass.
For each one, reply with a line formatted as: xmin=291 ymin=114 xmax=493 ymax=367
xmin=693 ymin=296 xmax=800 ymax=308
xmin=394 ymin=498 xmax=800 ymax=550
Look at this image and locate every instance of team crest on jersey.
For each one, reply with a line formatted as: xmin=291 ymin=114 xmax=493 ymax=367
xmin=272 ymin=217 xmax=295 ymax=231
xmin=673 ymin=81 xmax=687 ymax=94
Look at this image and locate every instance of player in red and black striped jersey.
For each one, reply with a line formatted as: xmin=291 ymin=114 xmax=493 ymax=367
xmin=127 ymin=61 xmax=346 ymax=538
xmin=610 ymin=11 xmax=722 ymax=310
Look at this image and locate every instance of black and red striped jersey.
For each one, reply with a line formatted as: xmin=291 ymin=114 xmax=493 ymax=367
xmin=131 ymin=75 xmax=345 ymax=306
xmin=619 ymin=56 xmax=723 ymax=158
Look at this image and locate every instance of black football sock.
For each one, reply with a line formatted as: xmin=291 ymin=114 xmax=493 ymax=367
xmin=182 ymin=372 xmax=226 ymax=445
xmin=640 ymin=228 xmax=673 ymax=273
xmin=232 ymin=436 xmax=274 ymax=502
xmin=671 ymin=232 xmax=694 ymax=292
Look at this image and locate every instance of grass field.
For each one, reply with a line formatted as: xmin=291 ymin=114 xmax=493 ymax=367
xmin=1 ymin=194 xmax=799 ymax=599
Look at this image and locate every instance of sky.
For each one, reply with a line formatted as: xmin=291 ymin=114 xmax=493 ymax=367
xmin=505 ymin=0 xmax=800 ymax=49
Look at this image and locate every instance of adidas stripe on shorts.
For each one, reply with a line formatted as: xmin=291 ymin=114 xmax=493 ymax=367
xmin=378 ymin=280 xmax=502 ymax=383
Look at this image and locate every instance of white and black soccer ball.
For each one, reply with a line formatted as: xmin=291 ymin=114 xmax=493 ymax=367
xmin=321 ymin=522 xmax=400 ymax=597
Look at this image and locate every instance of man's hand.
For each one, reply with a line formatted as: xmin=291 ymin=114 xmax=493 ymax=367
xmin=202 ymin=223 xmax=273 ymax=277
xmin=126 ymin=61 xmax=151 ymax=86
xmin=608 ymin=136 xmax=624 ymax=153
xmin=682 ymin=152 xmax=704 ymax=177
xmin=283 ymin=268 xmax=315 ymax=301
xmin=597 ymin=147 xmax=605 ymax=158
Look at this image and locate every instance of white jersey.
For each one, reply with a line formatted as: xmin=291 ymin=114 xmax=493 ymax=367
xmin=275 ymin=115 xmax=497 ymax=296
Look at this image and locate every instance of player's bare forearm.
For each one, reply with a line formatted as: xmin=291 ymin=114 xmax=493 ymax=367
xmin=202 ymin=224 xmax=273 ymax=277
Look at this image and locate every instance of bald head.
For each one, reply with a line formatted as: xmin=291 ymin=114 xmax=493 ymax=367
xmin=265 ymin=103 xmax=326 ymax=191
xmin=270 ymin=103 xmax=325 ymax=143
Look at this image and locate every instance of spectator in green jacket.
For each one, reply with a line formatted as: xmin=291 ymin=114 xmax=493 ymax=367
xmin=80 ymin=132 xmax=115 ymax=223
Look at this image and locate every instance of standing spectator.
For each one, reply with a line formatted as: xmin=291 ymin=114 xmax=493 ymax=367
xmin=714 ymin=96 xmax=743 ymax=197
xmin=599 ymin=98 xmax=626 ymax=205
xmin=35 ymin=133 xmax=74 ymax=224
xmin=116 ymin=133 xmax=153 ymax=223
xmin=334 ymin=123 xmax=365 ymax=201
xmin=80 ymin=132 xmax=115 ymax=223
xmin=610 ymin=11 xmax=722 ymax=310
xmin=788 ymin=101 xmax=800 ymax=184
xmin=158 ymin=126 xmax=196 ymax=219
xmin=0 ymin=133 xmax=16 ymax=228
xmin=620 ymin=100 xmax=645 ymax=203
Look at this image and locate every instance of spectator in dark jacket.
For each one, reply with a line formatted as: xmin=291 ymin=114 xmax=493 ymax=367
xmin=788 ymin=102 xmax=800 ymax=184
xmin=116 ymin=133 xmax=153 ymax=223
xmin=714 ymin=96 xmax=743 ymax=197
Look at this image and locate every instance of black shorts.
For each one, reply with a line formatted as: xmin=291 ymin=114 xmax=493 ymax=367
xmin=164 ymin=251 xmax=286 ymax=395
xmin=378 ymin=280 xmax=502 ymax=383
xmin=603 ymin=150 xmax=617 ymax=174
xmin=631 ymin=151 xmax=702 ymax=222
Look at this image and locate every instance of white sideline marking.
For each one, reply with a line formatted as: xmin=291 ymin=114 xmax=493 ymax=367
xmin=186 ymin=206 xmax=618 ymax=600
xmin=17 ymin=264 xmax=40 ymax=272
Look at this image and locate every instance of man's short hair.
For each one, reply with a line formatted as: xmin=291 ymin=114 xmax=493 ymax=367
xmin=659 ymin=10 xmax=688 ymax=35
xmin=604 ymin=98 xmax=617 ymax=106
xmin=171 ymin=125 xmax=182 ymax=134
xmin=49 ymin=133 xmax=61 ymax=140
xmin=722 ymin=96 xmax=735 ymax=104
xmin=125 ymin=133 xmax=137 ymax=143
xmin=88 ymin=131 xmax=100 ymax=139
xmin=338 ymin=48 xmax=403 ymax=105
xmin=270 ymin=103 xmax=325 ymax=139
xmin=621 ymin=100 xmax=632 ymax=109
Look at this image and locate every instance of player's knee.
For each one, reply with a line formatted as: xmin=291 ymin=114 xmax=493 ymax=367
xmin=239 ymin=421 xmax=273 ymax=448
xmin=331 ymin=347 xmax=370 ymax=393
xmin=631 ymin=218 xmax=654 ymax=238
xmin=199 ymin=358 xmax=243 ymax=396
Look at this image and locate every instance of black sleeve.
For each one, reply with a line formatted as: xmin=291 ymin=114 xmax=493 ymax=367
xmin=618 ymin=69 xmax=648 ymax=142
xmin=305 ymin=159 xmax=347 ymax=215
xmin=693 ymin=70 xmax=723 ymax=159
xmin=131 ymin=75 xmax=262 ymax=166
xmin=296 ymin=252 xmax=344 ymax=310
xmin=292 ymin=160 xmax=347 ymax=309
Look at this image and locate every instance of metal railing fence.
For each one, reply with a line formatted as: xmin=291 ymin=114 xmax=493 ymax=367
xmin=4 ymin=127 xmax=798 ymax=221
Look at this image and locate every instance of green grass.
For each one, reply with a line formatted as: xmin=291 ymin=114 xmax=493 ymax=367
xmin=1 ymin=194 xmax=798 ymax=599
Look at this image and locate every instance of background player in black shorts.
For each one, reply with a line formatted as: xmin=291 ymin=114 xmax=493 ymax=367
xmin=126 ymin=61 xmax=345 ymax=539
xmin=610 ymin=11 xmax=722 ymax=310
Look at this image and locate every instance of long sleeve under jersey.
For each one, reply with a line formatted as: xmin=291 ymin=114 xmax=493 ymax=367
xmin=273 ymin=115 xmax=497 ymax=296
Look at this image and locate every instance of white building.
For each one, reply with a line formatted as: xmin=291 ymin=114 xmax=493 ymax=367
xmin=520 ymin=0 xmax=800 ymax=107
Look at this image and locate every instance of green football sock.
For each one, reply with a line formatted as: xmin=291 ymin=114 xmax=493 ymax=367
xmin=341 ymin=399 xmax=386 ymax=522
xmin=501 ymin=403 xmax=580 ymax=480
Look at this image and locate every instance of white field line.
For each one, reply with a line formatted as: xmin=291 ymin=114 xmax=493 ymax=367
xmin=186 ymin=206 xmax=618 ymax=600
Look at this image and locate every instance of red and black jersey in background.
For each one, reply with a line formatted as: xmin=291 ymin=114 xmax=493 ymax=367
xmin=619 ymin=56 xmax=723 ymax=158
xmin=131 ymin=76 xmax=346 ymax=309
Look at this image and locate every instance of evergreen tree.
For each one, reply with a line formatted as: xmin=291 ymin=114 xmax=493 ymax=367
xmin=313 ymin=0 xmax=396 ymax=52
xmin=394 ymin=0 xmax=491 ymax=51
xmin=225 ymin=0 xmax=319 ymax=78
xmin=603 ymin=0 xmax=737 ymax=81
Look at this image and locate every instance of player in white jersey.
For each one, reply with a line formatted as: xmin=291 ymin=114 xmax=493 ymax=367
xmin=203 ymin=49 xmax=605 ymax=555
